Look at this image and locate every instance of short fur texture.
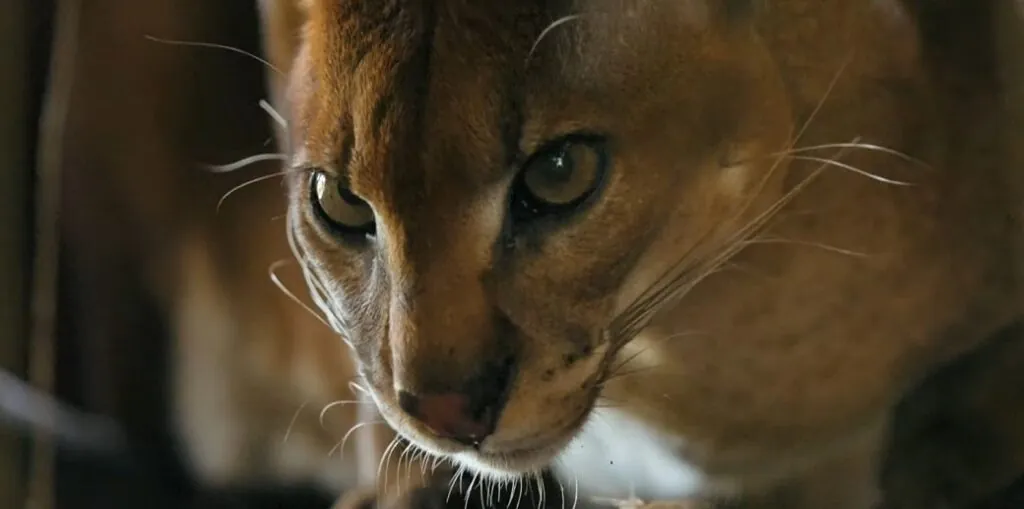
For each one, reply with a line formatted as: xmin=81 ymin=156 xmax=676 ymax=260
xmin=258 ymin=0 xmax=1024 ymax=507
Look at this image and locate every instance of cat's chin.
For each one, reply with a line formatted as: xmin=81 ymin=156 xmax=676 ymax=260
xmin=387 ymin=406 xmax=588 ymax=482
xmin=369 ymin=380 xmax=600 ymax=481
xmin=450 ymin=430 xmax=578 ymax=481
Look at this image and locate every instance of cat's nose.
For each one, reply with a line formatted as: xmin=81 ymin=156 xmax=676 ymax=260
xmin=397 ymin=390 xmax=497 ymax=446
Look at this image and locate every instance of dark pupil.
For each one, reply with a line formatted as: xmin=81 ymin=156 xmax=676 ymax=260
xmin=539 ymin=150 xmax=573 ymax=186
xmin=338 ymin=184 xmax=363 ymax=206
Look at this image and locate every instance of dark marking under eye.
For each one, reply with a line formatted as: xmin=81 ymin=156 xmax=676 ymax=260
xmin=339 ymin=134 xmax=355 ymax=171
xmin=370 ymin=93 xmax=394 ymax=135
xmin=499 ymin=78 xmax=526 ymax=167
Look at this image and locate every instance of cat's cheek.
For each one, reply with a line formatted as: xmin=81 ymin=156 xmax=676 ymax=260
xmin=488 ymin=340 xmax=610 ymax=443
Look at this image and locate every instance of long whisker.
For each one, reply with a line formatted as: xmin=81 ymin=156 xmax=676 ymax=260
xmin=268 ymin=259 xmax=332 ymax=328
xmin=742 ymin=236 xmax=869 ymax=258
xmin=216 ymin=169 xmax=305 ymax=212
xmin=770 ymin=141 xmax=930 ymax=169
xmin=528 ymin=15 xmax=583 ymax=63
xmin=607 ymin=56 xmax=856 ymax=348
xmin=143 ymin=35 xmax=283 ymax=76
xmin=611 ymin=129 xmax=795 ymax=334
xmin=204 ymin=153 xmax=288 ymax=173
xmin=286 ymin=211 xmax=353 ymax=337
xmin=791 ymin=53 xmax=854 ymax=148
xmin=609 ymin=152 xmax=838 ymax=347
xmin=535 ymin=471 xmax=547 ymax=509
xmin=789 ymin=155 xmax=915 ymax=186
xmin=348 ymin=381 xmax=370 ymax=397
xmin=318 ymin=399 xmax=367 ymax=428
xmin=464 ymin=471 xmax=480 ymax=509
xmin=396 ymin=440 xmax=415 ymax=496
xmin=282 ymin=401 xmax=308 ymax=445
xmin=260 ymin=99 xmax=288 ymax=129
xmin=630 ymin=168 xmax=814 ymax=324
xmin=448 ymin=464 xmax=468 ymax=504
xmin=328 ymin=419 xmax=385 ymax=458
xmin=477 ymin=471 xmax=488 ymax=509
xmin=515 ymin=473 xmax=526 ymax=509
xmin=571 ymin=477 xmax=579 ymax=509
xmin=377 ymin=435 xmax=402 ymax=502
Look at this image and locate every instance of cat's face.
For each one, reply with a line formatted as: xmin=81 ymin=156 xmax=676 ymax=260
xmin=284 ymin=0 xmax=793 ymax=478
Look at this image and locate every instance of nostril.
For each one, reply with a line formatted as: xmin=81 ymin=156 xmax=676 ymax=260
xmin=396 ymin=390 xmax=494 ymax=446
xmin=398 ymin=390 xmax=420 ymax=416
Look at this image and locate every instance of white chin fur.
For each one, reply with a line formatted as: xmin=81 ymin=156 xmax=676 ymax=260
xmin=438 ymin=408 xmax=707 ymax=502
xmin=451 ymin=452 xmax=539 ymax=483
xmin=553 ymin=407 xmax=707 ymax=501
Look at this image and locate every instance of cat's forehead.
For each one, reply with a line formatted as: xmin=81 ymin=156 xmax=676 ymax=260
xmin=301 ymin=1 xmax=553 ymax=91
xmin=293 ymin=0 xmax=712 ymax=209
xmin=295 ymin=1 xmax=555 ymax=198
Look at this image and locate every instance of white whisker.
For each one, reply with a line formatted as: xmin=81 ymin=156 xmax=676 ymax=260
xmin=282 ymin=401 xmax=307 ymax=445
xmin=268 ymin=259 xmax=332 ymax=328
xmin=216 ymin=170 xmax=294 ymax=212
xmin=743 ymin=236 xmax=869 ymax=258
xmin=318 ymin=399 xmax=364 ymax=428
xmin=143 ymin=35 xmax=283 ymax=75
xmin=790 ymin=154 xmax=915 ymax=186
xmin=328 ymin=419 xmax=384 ymax=458
xmin=260 ymin=99 xmax=288 ymax=129
xmin=204 ymin=153 xmax=288 ymax=173
xmin=774 ymin=141 xmax=929 ymax=169
xmin=528 ymin=15 xmax=583 ymax=63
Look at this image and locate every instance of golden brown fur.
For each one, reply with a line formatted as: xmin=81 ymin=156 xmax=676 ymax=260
xmin=257 ymin=0 xmax=1024 ymax=508
xmin=171 ymin=165 xmax=436 ymax=505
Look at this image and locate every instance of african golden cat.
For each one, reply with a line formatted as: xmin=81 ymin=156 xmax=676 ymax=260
xmin=255 ymin=0 xmax=1024 ymax=508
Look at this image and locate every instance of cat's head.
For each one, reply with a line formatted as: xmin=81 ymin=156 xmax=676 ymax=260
xmin=280 ymin=0 xmax=910 ymax=479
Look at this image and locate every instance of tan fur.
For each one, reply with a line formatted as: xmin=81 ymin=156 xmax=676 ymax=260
xmin=163 ymin=2 xmax=439 ymax=503
xmin=170 ymin=158 xmax=430 ymax=502
xmin=258 ymin=0 xmax=1024 ymax=508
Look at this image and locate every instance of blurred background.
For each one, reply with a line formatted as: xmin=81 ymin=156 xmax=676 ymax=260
xmin=1 ymin=0 xmax=351 ymax=508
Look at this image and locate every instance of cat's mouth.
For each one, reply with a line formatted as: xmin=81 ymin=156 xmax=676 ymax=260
xmin=370 ymin=384 xmax=599 ymax=478
xmin=449 ymin=402 xmax=593 ymax=478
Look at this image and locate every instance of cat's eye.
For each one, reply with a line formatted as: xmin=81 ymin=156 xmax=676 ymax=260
xmin=310 ymin=172 xmax=376 ymax=238
xmin=511 ymin=135 xmax=608 ymax=222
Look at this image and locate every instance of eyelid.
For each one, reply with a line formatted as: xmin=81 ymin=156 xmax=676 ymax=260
xmin=289 ymin=146 xmax=312 ymax=169
xmin=522 ymin=132 xmax=607 ymax=165
xmin=289 ymin=147 xmax=344 ymax=179
xmin=519 ymin=121 xmax=605 ymax=157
